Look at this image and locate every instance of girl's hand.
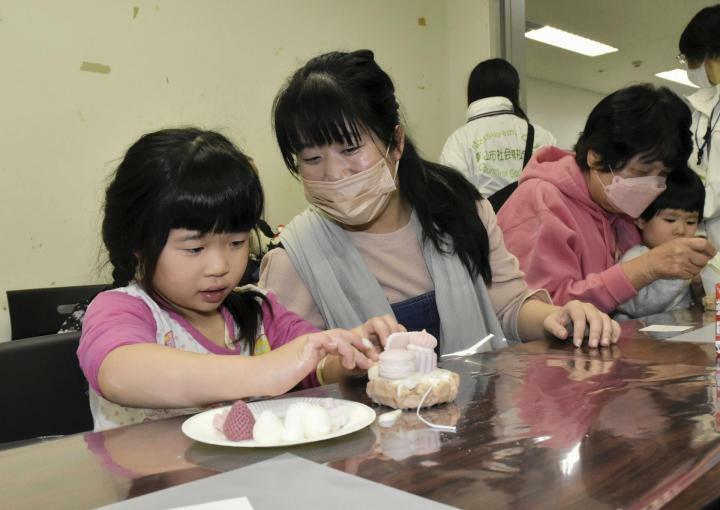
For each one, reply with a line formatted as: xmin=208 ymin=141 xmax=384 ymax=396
xmin=352 ymin=314 xmax=406 ymax=350
xmin=543 ymin=300 xmax=620 ymax=348
xmin=299 ymin=329 xmax=379 ymax=371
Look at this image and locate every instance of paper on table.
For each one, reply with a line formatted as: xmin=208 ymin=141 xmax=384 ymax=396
xmin=98 ymin=453 xmax=456 ymax=510
xmin=169 ymin=497 xmax=254 ymax=510
xmin=665 ymin=323 xmax=715 ymax=343
xmin=639 ymin=325 xmax=693 ymax=332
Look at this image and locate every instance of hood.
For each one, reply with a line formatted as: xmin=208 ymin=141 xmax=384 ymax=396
xmin=518 ymin=146 xmax=637 ymax=236
xmin=519 ymin=146 xmax=600 ymax=212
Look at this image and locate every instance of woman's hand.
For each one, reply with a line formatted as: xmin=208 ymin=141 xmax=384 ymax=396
xmin=299 ymin=329 xmax=379 ymax=372
xmin=645 ymin=237 xmax=716 ymax=280
xmin=543 ymin=300 xmax=620 ymax=348
xmin=351 ymin=314 xmax=406 ymax=350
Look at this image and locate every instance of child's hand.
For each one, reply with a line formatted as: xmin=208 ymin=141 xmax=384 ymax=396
xmin=352 ymin=314 xmax=406 ymax=350
xmin=299 ymin=329 xmax=379 ymax=371
xmin=543 ymin=300 xmax=620 ymax=348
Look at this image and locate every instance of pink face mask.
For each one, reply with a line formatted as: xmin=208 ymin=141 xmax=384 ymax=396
xmin=598 ymin=168 xmax=667 ymax=218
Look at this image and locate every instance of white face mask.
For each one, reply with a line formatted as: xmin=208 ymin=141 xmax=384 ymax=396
xmin=687 ymin=65 xmax=713 ymax=89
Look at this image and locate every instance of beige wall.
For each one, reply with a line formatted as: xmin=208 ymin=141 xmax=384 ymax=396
xmin=526 ymin=76 xmax=605 ymax=150
xmin=0 ymin=0 xmax=495 ymax=339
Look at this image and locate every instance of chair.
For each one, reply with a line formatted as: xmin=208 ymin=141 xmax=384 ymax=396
xmin=0 ymin=332 xmax=93 ymax=443
xmin=6 ymin=284 xmax=107 ymax=339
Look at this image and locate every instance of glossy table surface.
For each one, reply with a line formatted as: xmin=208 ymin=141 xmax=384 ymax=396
xmin=3 ymin=309 xmax=720 ymax=510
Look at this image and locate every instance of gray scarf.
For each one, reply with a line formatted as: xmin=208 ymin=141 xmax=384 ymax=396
xmin=280 ymin=208 xmax=512 ymax=355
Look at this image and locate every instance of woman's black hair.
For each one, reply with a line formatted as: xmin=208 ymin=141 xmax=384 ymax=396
xmin=574 ymin=84 xmax=692 ymax=174
xmin=102 ymin=128 xmax=267 ymax=352
xmin=467 ymin=58 xmax=528 ymax=120
xmin=639 ymin=166 xmax=706 ymax=222
xmin=273 ymin=49 xmax=492 ymax=284
xmin=679 ymin=4 xmax=720 ymax=64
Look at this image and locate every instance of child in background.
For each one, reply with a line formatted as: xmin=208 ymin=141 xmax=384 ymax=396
xmin=78 ymin=128 xmax=402 ymax=431
xmin=615 ymin=170 xmax=706 ymax=320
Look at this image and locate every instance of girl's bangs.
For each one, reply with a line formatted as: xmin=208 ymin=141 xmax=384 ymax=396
xmin=165 ymin=159 xmax=263 ymax=234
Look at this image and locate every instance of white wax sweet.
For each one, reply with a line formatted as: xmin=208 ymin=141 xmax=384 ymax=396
xmin=301 ymin=405 xmax=332 ymax=438
xmin=252 ymin=410 xmax=285 ymax=444
xmin=283 ymin=402 xmax=311 ymax=442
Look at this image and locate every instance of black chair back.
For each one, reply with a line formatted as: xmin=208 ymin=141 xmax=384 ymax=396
xmin=0 ymin=332 xmax=93 ymax=443
xmin=6 ymin=284 xmax=106 ymax=339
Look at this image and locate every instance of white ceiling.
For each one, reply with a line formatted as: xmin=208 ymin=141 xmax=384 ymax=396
xmin=525 ymin=0 xmax=713 ymax=96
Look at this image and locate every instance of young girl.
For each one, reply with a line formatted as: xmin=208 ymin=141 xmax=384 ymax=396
xmin=260 ymin=49 xmax=619 ymax=352
xmin=78 ymin=128 xmax=401 ymax=431
xmin=615 ymin=169 xmax=706 ymax=319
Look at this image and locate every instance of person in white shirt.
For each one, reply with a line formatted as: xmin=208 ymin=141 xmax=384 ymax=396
xmin=679 ymin=5 xmax=720 ymax=247
xmin=440 ymin=58 xmax=555 ymax=203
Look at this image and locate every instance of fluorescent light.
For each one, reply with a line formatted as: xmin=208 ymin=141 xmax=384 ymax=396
xmin=525 ymin=25 xmax=618 ymax=57
xmin=655 ymin=69 xmax=699 ymax=88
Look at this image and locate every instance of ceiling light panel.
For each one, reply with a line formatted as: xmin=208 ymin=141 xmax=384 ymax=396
xmin=655 ymin=69 xmax=699 ymax=88
xmin=525 ymin=26 xmax=618 ymax=57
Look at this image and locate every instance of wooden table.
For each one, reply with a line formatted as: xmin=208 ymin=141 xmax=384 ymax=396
xmin=3 ymin=311 xmax=720 ymax=510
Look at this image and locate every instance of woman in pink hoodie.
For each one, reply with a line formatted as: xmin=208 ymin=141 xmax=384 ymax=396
xmin=498 ymin=84 xmax=716 ymax=313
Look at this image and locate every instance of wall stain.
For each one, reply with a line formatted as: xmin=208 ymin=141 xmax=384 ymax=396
xmin=166 ymin=77 xmax=170 ymax=84
xmin=80 ymin=61 xmax=111 ymax=74
xmin=78 ymin=111 xmax=86 ymax=122
xmin=133 ymin=6 xmax=139 ymax=19
xmin=417 ymin=86 xmax=426 ymax=90
xmin=418 ymin=17 xmax=427 ymax=27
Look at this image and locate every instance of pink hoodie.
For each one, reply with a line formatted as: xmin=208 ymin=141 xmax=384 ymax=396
xmin=497 ymin=146 xmax=640 ymax=312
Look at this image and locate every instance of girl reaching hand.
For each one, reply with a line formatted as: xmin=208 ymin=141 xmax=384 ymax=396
xmin=78 ymin=128 xmax=401 ymax=431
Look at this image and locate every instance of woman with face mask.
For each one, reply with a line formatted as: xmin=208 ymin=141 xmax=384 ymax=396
xmin=497 ymin=84 xmax=716 ymax=313
xmin=260 ymin=49 xmax=620 ymax=353
xmin=679 ymin=5 xmax=720 ymax=250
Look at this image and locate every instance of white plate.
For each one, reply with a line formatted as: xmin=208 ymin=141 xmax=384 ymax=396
xmin=182 ymin=397 xmax=376 ymax=447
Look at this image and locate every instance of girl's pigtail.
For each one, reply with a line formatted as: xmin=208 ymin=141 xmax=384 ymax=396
xmin=109 ymin=252 xmax=137 ymax=288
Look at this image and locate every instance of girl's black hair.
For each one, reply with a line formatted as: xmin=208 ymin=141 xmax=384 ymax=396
xmin=102 ymin=128 xmax=267 ymax=352
xmin=273 ymin=49 xmax=492 ymax=284
xmin=467 ymin=58 xmax=528 ymax=120
xmin=639 ymin=166 xmax=706 ymax=222
xmin=574 ymin=84 xmax=692 ymax=174
xmin=679 ymin=4 xmax=720 ymax=64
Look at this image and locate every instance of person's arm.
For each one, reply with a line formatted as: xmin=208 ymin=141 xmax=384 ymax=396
xmin=259 ymin=248 xmax=326 ymax=329
xmin=517 ymin=299 xmax=619 ymax=348
xmin=98 ymin=328 xmax=376 ymax=409
xmin=615 ymin=246 xmax=695 ymax=318
xmin=80 ymin=292 xmax=376 ymax=409
xmin=500 ymin=204 xmax=638 ymax=313
xmin=319 ymin=314 xmax=406 ymax=384
xmin=476 ymin=199 xmax=552 ymax=341
xmin=261 ymin=292 xmax=403 ymax=386
xmin=620 ymin=237 xmax=716 ymax=290
xmin=478 ymin=200 xmax=618 ymax=347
